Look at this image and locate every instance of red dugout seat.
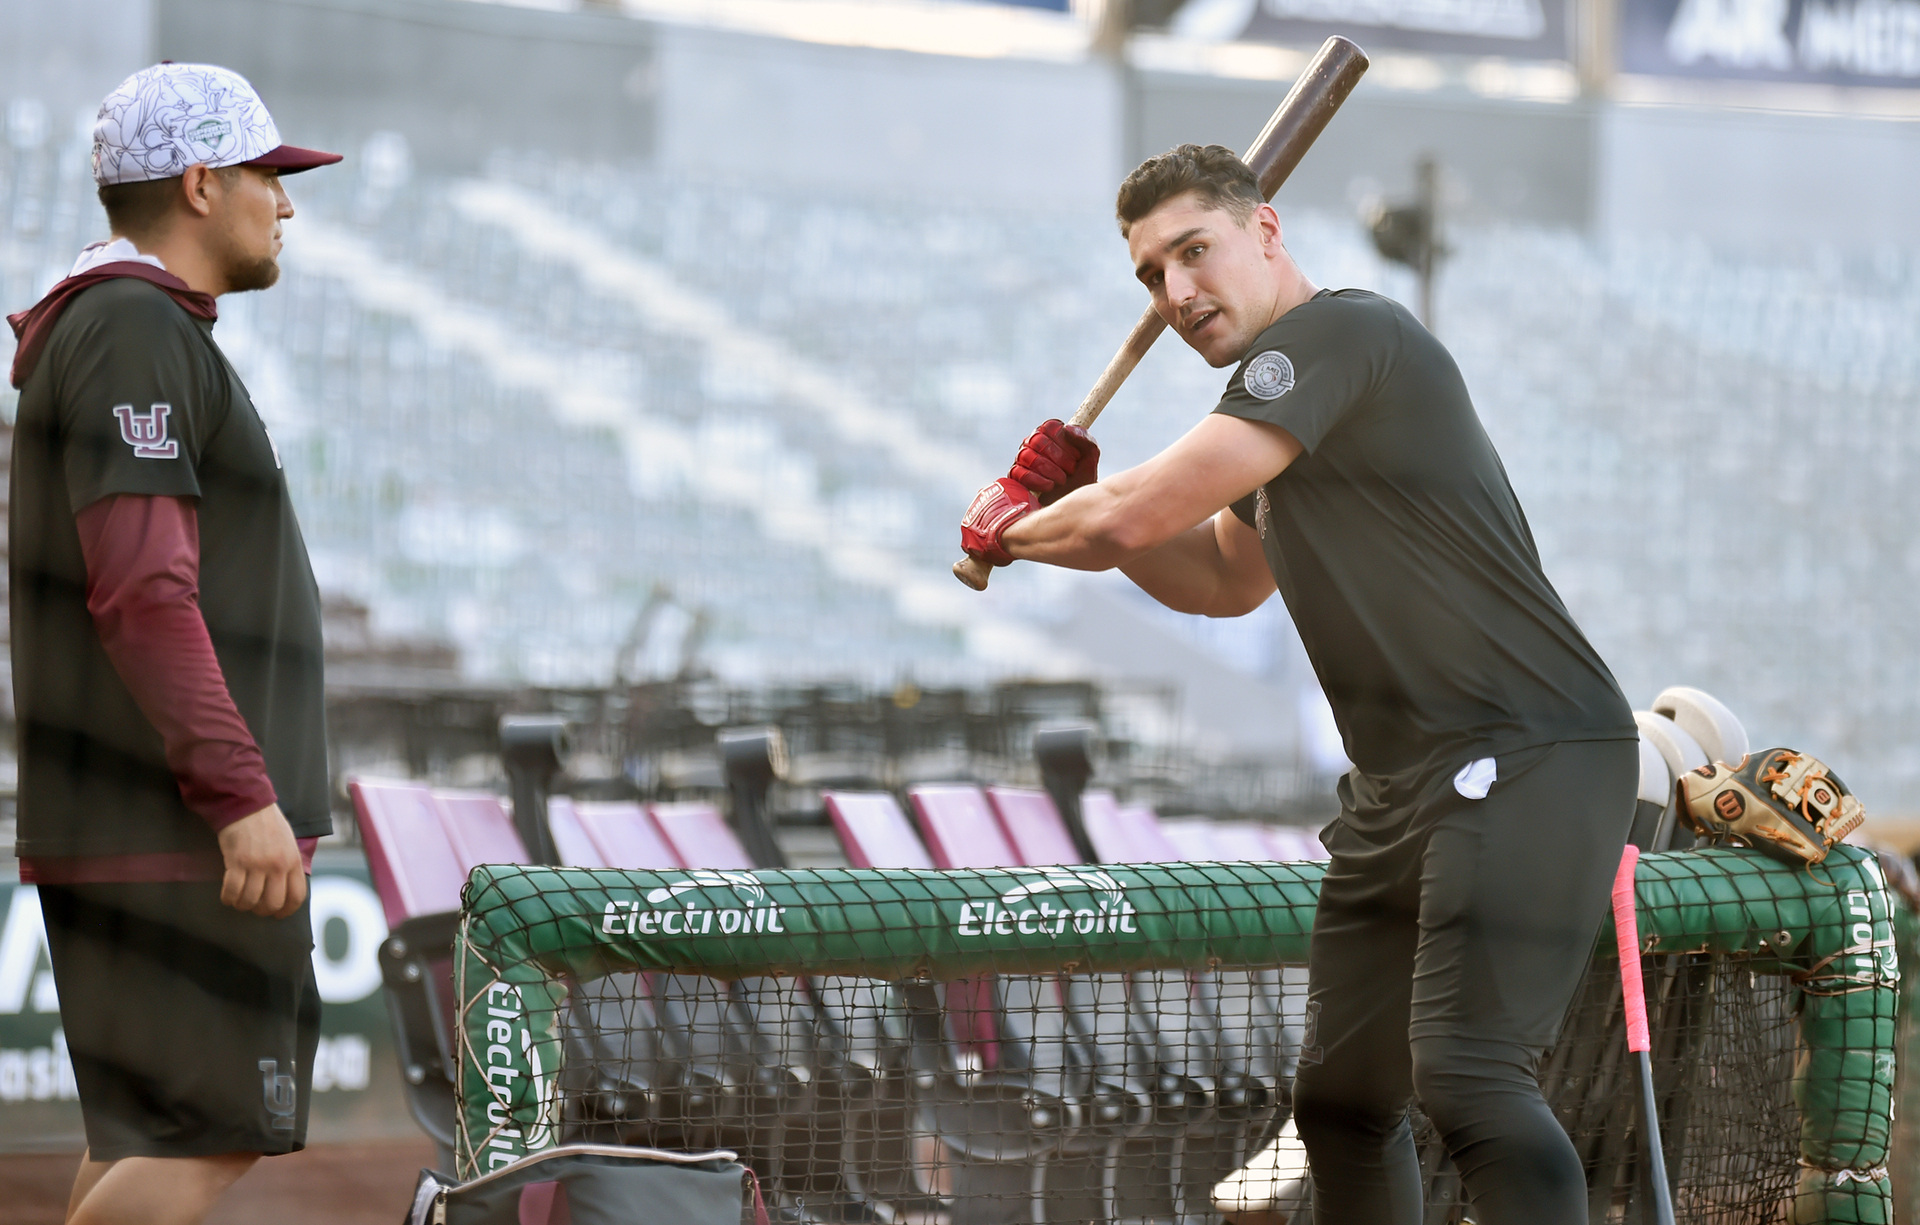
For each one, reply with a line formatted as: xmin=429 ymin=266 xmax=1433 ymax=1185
xmin=350 ymin=778 xmax=530 ymax=1172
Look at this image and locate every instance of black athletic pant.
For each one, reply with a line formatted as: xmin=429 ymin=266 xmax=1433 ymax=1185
xmin=1291 ymin=738 xmax=1638 ymax=1225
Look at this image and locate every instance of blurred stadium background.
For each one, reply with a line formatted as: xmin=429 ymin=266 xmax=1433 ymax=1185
xmin=1 ymin=0 xmax=1917 ymax=1214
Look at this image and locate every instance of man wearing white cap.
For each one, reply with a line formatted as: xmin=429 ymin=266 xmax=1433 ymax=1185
xmin=5 ymin=63 xmax=340 ymax=1224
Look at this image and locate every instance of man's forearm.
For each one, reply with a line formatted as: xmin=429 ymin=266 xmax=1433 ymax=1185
xmin=1000 ymin=481 xmax=1142 ymax=571
xmin=76 ymin=495 xmax=279 ymax=829
xmin=1001 ymin=479 xmax=1274 ymax=618
xmin=999 ymin=414 xmax=1302 ymax=570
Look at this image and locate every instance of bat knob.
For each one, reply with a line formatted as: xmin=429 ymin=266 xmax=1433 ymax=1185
xmin=952 ymin=556 xmax=992 ymax=591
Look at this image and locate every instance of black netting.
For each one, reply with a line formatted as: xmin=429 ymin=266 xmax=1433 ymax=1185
xmin=551 ymin=966 xmax=1307 ymax=1223
xmin=1543 ymin=954 xmax=1799 ymax=1224
xmin=523 ymin=954 xmax=1810 ymax=1223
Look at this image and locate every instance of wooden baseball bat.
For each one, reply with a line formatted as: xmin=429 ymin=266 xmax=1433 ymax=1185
xmin=1611 ymin=845 xmax=1678 ymax=1225
xmin=953 ymin=35 xmax=1370 ymax=591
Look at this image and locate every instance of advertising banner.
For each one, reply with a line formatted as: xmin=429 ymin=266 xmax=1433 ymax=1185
xmin=1223 ymin=0 xmax=1574 ymax=62
xmin=0 ymin=853 xmax=415 ymax=1152
xmin=1620 ymin=0 xmax=1920 ymax=86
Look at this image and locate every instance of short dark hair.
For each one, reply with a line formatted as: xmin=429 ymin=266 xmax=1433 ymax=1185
xmin=97 ymin=165 xmax=242 ymax=241
xmin=1115 ymin=143 xmax=1263 ymax=238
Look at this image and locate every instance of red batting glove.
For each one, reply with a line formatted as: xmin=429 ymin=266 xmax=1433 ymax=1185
xmin=961 ymin=477 xmax=1039 ymax=567
xmin=1010 ymin=420 xmax=1100 ymax=505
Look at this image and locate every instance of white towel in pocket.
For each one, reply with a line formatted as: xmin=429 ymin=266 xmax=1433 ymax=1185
xmin=1453 ymin=756 xmax=1497 ymax=800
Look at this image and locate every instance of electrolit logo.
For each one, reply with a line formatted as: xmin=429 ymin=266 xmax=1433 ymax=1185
xmin=956 ymin=867 xmax=1138 ymax=937
xmin=603 ymin=871 xmax=788 ymax=937
xmin=477 ymin=981 xmax=553 ymax=1170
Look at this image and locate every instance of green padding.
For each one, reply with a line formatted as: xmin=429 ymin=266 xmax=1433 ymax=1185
xmin=1792 ymin=1169 xmax=1895 ymax=1225
xmin=454 ymin=923 xmax=567 ymax=1182
xmin=460 ymin=861 xmax=1326 ymax=982
xmin=1799 ymin=989 xmax=1898 ymax=1172
xmin=1891 ymin=902 xmax=1920 ymax=1225
xmin=451 ymin=847 xmax=1900 ymax=1210
xmin=1624 ymin=847 xmax=1859 ymax=961
xmin=1784 ymin=848 xmax=1898 ymax=1182
xmin=457 ymin=848 xmax=1896 ymax=982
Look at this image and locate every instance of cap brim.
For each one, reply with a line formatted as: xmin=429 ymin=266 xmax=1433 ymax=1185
xmin=242 ymin=144 xmax=344 ymax=174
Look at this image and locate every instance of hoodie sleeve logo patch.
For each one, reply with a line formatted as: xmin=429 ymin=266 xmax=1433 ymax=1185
xmin=1243 ymin=350 xmax=1295 ymax=401
xmin=113 ymin=403 xmax=179 ymax=459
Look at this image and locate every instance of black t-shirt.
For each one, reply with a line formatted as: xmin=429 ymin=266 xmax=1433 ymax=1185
xmin=10 ymin=278 xmax=330 ymax=857
xmin=1219 ymin=289 xmax=1633 ymax=781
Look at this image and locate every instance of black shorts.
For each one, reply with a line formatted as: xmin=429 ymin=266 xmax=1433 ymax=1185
xmin=40 ymin=881 xmax=320 ymax=1161
xmin=1303 ymin=738 xmax=1639 ymax=1060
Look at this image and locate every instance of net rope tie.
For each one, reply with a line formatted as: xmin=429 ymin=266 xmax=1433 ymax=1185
xmin=1797 ymin=1161 xmax=1892 ymax=1187
xmin=1788 ymin=937 xmax=1901 ymax=996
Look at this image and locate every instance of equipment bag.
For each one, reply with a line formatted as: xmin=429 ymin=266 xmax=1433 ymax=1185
xmin=403 ymin=1145 xmax=765 ymax=1225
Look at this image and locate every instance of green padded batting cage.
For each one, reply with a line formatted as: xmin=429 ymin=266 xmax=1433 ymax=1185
xmin=450 ymin=848 xmax=1897 ymax=1224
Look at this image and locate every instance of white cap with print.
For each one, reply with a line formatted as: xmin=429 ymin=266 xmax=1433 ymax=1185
xmin=92 ymin=62 xmax=341 ymax=187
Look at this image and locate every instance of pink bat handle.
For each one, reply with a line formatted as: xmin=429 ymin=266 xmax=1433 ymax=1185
xmin=1611 ymin=844 xmax=1650 ymax=1053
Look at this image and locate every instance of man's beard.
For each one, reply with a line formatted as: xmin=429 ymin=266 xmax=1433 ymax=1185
xmin=211 ymin=223 xmax=281 ymax=293
xmin=225 ymin=253 xmax=280 ymax=293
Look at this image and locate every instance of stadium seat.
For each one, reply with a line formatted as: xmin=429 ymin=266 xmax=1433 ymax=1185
xmin=985 ymin=790 xmax=1156 ymax=1130
xmin=981 ymin=787 xmax=1188 ymax=1219
xmin=431 ymin=789 xmax=529 ymax=869
xmin=1126 ymin=937 xmax=1277 ymax=1217
xmin=573 ymin=799 xmax=681 ymax=870
xmin=1208 ymin=822 xmax=1279 ymax=863
xmin=355 ymin=779 xmax=471 ymax=928
xmin=819 ymin=792 xmax=949 ymax=1217
xmin=351 ymin=778 xmax=531 ymax=1172
xmin=648 ymin=800 xmax=754 ymax=869
xmin=543 ymin=795 xmax=605 ymax=869
xmin=987 ymin=788 xmax=1282 ymax=1221
xmin=1081 ymin=792 xmax=1181 ymax=863
xmin=1111 ymin=809 xmax=1307 ymax=1219
xmin=816 ymin=790 xmax=933 ymax=1090
xmin=1262 ymin=826 xmax=1329 ymax=862
xmin=550 ymin=798 xmax=798 ymax=1158
xmin=631 ymin=800 xmax=768 ymax=1131
xmin=908 ymin=784 xmax=1019 ymax=871
xmin=644 ymin=801 xmax=826 ymax=1207
xmin=983 ymin=786 xmax=1082 ymax=867
xmin=1160 ymin=819 xmax=1230 ymax=862
xmin=905 ymin=784 xmax=1090 ymax=1219
xmin=817 ymin=787 xmax=938 ymax=1109
xmin=824 ymin=790 xmax=935 ymax=870
xmin=545 ymin=798 xmax=688 ymax=1148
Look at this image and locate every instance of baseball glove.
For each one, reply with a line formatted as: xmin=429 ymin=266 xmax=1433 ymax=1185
xmin=1679 ymin=747 xmax=1866 ymax=866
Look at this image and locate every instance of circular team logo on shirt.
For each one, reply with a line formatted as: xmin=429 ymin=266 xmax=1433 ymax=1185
xmin=1243 ymin=350 xmax=1295 ymax=401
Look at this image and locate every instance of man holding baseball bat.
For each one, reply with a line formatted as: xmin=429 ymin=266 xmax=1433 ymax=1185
xmin=960 ymin=143 xmax=1639 ymax=1223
